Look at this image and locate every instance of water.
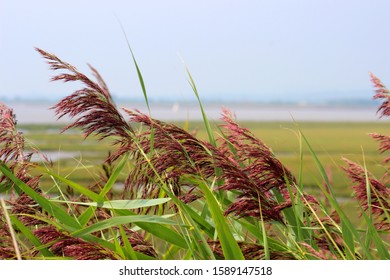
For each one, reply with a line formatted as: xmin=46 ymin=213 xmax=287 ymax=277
xmin=6 ymin=101 xmax=383 ymax=124
xmin=30 ymin=151 xmax=80 ymax=162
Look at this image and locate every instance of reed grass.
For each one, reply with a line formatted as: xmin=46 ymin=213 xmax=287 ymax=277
xmin=0 ymin=49 xmax=388 ymax=260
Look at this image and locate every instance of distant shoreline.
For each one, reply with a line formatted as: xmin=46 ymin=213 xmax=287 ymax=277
xmin=4 ymin=101 xmax=383 ymax=124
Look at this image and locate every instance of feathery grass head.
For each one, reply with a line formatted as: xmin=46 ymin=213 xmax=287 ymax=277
xmin=209 ymin=240 xmax=295 ymax=260
xmin=342 ymin=158 xmax=390 ymax=231
xmin=369 ymin=133 xmax=390 ymax=163
xmin=122 ymin=108 xmax=297 ymax=221
xmin=0 ymin=102 xmax=24 ymax=164
xmin=36 ymin=48 xmax=133 ymax=143
xmin=121 ymin=109 xmax=213 ymax=207
xmin=0 ymin=102 xmax=42 ymax=189
xmin=370 ymin=72 xmax=390 ymax=118
xmin=9 ymin=186 xmax=46 ymax=227
xmin=216 ymin=109 xmax=298 ymax=221
xmin=0 ymin=212 xmax=16 ymax=259
xmin=369 ymin=73 xmax=390 ymax=162
xmin=33 ymin=226 xmax=117 ymax=260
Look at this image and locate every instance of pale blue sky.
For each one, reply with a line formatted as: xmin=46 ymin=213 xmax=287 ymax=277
xmin=1 ymin=0 xmax=390 ymax=103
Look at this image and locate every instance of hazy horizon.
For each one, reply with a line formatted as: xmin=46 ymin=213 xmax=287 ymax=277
xmin=0 ymin=90 xmax=380 ymax=106
xmin=4 ymin=100 xmax=382 ymax=124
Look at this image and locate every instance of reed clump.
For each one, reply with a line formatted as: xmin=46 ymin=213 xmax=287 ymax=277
xmin=0 ymin=49 xmax=388 ymax=260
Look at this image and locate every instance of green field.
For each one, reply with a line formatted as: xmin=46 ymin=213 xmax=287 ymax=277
xmin=20 ymin=121 xmax=389 ymax=201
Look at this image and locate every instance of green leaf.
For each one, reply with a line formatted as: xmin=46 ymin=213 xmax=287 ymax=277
xmin=300 ymin=131 xmax=360 ymax=259
xmin=341 ymin=220 xmax=355 ymax=259
xmin=119 ymin=225 xmax=138 ymax=260
xmin=78 ymin=207 xmax=96 ymax=227
xmin=361 ymin=210 xmax=390 ymax=259
xmin=181 ymin=202 xmax=215 ymax=237
xmin=0 ymin=163 xmax=81 ymax=229
xmin=40 ymin=168 xmax=103 ymax=202
xmin=71 ymin=215 xmax=180 ymax=237
xmin=0 ymin=181 xmax=13 ymax=193
xmin=184 ymin=64 xmax=216 ymax=146
xmin=100 ymin=152 xmax=129 ymax=197
xmin=117 ymin=21 xmax=150 ymax=113
xmin=196 ymin=179 xmax=244 ymax=260
xmin=50 ymin=198 xmax=171 ymax=210
xmin=112 ymin=207 xmax=189 ymax=249
xmin=238 ymin=219 xmax=289 ymax=253
xmin=174 ymin=202 xmax=216 ymax=259
xmin=75 ymin=153 xmax=130 ymax=227
xmin=10 ymin=215 xmax=54 ymax=258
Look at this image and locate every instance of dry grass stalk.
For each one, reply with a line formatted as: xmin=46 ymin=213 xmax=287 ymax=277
xmin=0 ymin=198 xmax=21 ymax=260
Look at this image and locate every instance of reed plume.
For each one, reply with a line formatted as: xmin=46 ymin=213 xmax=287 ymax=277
xmin=35 ymin=48 xmax=133 ymax=145
xmin=369 ymin=133 xmax=390 ymax=163
xmin=0 ymin=102 xmax=47 ymax=227
xmin=208 ymin=240 xmax=295 ymax=260
xmin=342 ymin=158 xmax=389 ymax=231
xmin=33 ymin=226 xmax=117 ymax=260
xmin=338 ymin=72 xmax=390 ymax=230
xmin=121 ymin=108 xmax=298 ymax=221
xmin=217 ymin=109 xmax=301 ymax=221
xmin=122 ymin=109 xmax=214 ymax=200
xmin=370 ymin=72 xmax=390 ymax=118
xmin=0 ymin=102 xmax=30 ymax=186
xmin=35 ymin=48 xmax=308 ymax=222
xmin=369 ymin=72 xmax=390 ymax=163
xmin=0 ymin=102 xmax=24 ymax=165
xmin=0 ymin=210 xmax=16 ymax=259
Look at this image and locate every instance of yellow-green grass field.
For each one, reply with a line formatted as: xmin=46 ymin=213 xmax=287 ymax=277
xmin=20 ymin=121 xmax=389 ymax=202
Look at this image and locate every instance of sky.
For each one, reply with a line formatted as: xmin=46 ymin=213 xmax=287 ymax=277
xmin=1 ymin=0 xmax=390 ymax=103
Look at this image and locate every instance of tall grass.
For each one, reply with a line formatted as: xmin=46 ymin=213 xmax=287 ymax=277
xmin=0 ymin=49 xmax=388 ymax=260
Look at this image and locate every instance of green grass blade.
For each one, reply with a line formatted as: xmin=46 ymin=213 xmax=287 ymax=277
xmin=119 ymin=225 xmax=138 ymax=260
xmin=78 ymin=207 xmax=96 ymax=227
xmin=0 ymin=163 xmax=81 ymax=229
xmin=40 ymin=168 xmax=103 ymax=202
xmin=131 ymin=51 xmax=149 ymax=112
xmin=180 ymin=202 xmax=215 ymax=237
xmin=299 ymin=132 xmax=359 ymax=259
xmin=174 ymin=202 xmax=216 ymax=259
xmin=76 ymin=153 xmax=130 ymax=226
xmin=0 ymin=181 xmax=12 ymax=193
xmin=10 ymin=215 xmax=54 ymax=258
xmin=256 ymin=193 xmax=270 ymax=259
xmin=133 ymin=221 xmax=188 ymax=249
xmin=50 ymin=198 xmax=171 ymax=210
xmin=299 ymin=131 xmax=333 ymax=192
xmin=183 ymin=64 xmax=216 ymax=146
xmin=238 ymin=219 xmax=290 ymax=252
xmin=110 ymin=227 xmax=126 ymax=259
xmin=117 ymin=21 xmax=150 ymax=112
xmin=361 ymin=210 xmax=390 ymax=259
xmin=341 ymin=220 xmax=355 ymax=259
xmin=100 ymin=152 xmax=129 ymax=197
xmin=197 ymin=179 xmax=244 ymax=260
xmin=75 ymin=208 xmax=189 ymax=249
xmin=71 ymin=215 xmax=180 ymax=237
xmin=299 ymin=132 xmax=348 ymax=216
xmin=124 ymin=143 xmax=215 ymax=256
